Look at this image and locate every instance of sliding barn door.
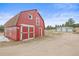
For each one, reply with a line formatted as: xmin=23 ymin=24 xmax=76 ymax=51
xmin=20 ymin=25 xmax=35 ymax=40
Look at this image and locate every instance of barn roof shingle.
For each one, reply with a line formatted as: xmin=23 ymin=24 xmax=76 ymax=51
xmin=4 ymin=14 xmax=19 ymax=27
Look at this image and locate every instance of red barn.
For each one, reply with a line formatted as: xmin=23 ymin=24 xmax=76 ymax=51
xmin=4 ymin=9 xmax=45 ymax=41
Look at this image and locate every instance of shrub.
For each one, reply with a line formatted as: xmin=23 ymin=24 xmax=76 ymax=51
xmin=0 ymin=25 xmax=4 ymax=32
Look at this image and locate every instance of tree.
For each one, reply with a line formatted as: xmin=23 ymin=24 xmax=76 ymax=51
xmin=0 ymin=25 xmax=4 ymax=32
xmin=62 ymin=24 xmax=65 ymax=27
xmin=65 ymin=22 xmax=69 ymax=26
xmin=46 ymin=25 xmax=55 ymax=30
xmin=65 ymin=18 xmax=75 ymax=27
xmin=55 ymin=25 xmax=58 ymax=28
xmin=68 ymin=18 xmax=75 ymax=26
xmin=59 ymin=25 xmax=62 ymax=27
xmin=46 ymin=25 xmax=50 ymax=29
xmin=72 ymin=23 xmax=79 ymax=28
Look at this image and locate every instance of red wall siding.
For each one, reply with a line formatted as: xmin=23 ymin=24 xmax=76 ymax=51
xmin=17 ymin=26 xmax=20 ymax=41
xmin=5 ymin=10 xmax=45 ymax=41
xmin=5 ymin=27 xmax=17 ymax=40
xmin=35 ymin=12 xmax=45 ymax=36
xmin=16 ymin=10 xmax=45 ymax=40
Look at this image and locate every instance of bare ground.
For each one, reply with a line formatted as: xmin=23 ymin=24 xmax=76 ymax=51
xmin=0 ymin=32 xmax=4 ymax=35
xmin=0 ymin=30 xmax=79 ymax=56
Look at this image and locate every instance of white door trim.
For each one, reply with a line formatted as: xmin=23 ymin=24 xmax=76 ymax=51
xmin=20 ymin=25 xmax=23 ymax=40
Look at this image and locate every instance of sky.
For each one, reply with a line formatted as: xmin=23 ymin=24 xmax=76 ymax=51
xmin=0 ymin=3 xmax=79 ymax=27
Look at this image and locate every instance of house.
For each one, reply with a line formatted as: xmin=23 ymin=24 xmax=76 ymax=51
xmin=56 ymin=27 xmax=74 ymax=32
xmin=4 ymin=9 xmax=45 ymax=41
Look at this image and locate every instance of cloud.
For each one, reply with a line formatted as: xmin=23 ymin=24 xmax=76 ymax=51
xmin=45 ymin=11 xmax=79 ymax=27
xmin=0 ymin=3 xmax=79 ymax=26
xmin=0 ymin=13 xmax=14 ymax=25
xmin=51 ymin=4 xmax=79 ymax=11
xmin=0 ymin=15 xmax=3 ymax=19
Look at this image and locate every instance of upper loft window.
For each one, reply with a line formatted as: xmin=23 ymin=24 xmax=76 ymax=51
xmin=36 ymin=17 xmax=40 ymax=26
xmin=28 ymin=14 xmax=33 ymax=20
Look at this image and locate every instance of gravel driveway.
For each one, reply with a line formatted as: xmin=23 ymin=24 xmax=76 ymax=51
xmin=0 ymin=31 xmax=79 ymax=56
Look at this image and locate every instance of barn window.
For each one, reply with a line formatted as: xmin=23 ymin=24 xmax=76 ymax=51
xmin=36 ymin=17 xmax=40 ymax=26
xmin=28 ymin=14 xmax=33 ymax=20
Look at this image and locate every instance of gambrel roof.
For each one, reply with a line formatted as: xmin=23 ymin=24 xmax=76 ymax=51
xmin=4 ymin=9 xmax=45 ymax=28
xmin=4 ymin=14 xmax=19 ymax=27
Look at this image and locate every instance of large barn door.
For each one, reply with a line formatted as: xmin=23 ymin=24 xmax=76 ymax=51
xmin=20 ymin=24 xmax=35 ymax=41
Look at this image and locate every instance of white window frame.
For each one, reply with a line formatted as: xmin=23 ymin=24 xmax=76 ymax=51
xmin=36 ymin=17 xmax=40 ymax=26
xmin=28 ymin=14 xmax=33 ymax=20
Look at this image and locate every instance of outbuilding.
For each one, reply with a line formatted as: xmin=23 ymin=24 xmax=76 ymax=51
xmin=4 ymin=9 xmax=45 ymax=41
xmin=56 ymin=27 xmax=74 ymax=32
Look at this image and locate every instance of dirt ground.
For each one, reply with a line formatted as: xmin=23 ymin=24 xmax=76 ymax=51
xmin=0 ymin=32 xmax=4 ymax=35
xmin=0 ymin=30 xmax=79 ymax=56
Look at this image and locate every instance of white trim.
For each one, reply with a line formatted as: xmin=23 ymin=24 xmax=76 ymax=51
xmin=20 ymin=26 xmax=23 ymax=40
xmin=21 ymin=24 xmax=34 ymax=27
xmin=28 ymin=14 xmax=33 ymax=20
xmin=33 ymin=26 xmax=35 ymax=38
xmin=20 ymin=24 xmax=35 ymax=41
xmin=36 ymin=17 xmax=40 ymax=26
